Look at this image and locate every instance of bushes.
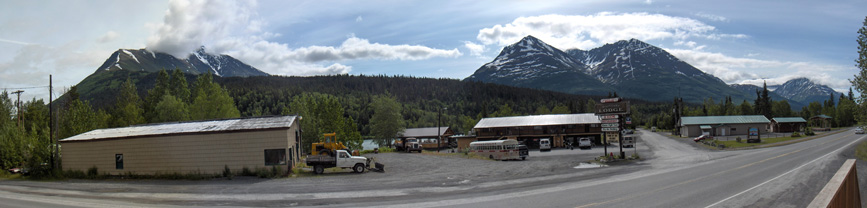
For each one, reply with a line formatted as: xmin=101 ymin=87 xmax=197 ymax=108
xmin=791 ymin=132 xmax=801 ymax=137
xmin=359 ymin=146 xmax=395 ymax=155
xmin=87 ymin=166 xmax=99 ymax=177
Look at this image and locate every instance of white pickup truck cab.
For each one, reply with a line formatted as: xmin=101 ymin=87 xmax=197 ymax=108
xmin=306 ymin=150 xmax=369 ymax=174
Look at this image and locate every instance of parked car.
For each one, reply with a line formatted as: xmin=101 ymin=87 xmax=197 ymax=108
xmin=622 ymin=136 xmax=635 ymax=148
xmin=856 ymin=127 xmax=865 ymax=134
xmin=578 ymin=137 xmax=592 ymax=149
xmin=650 ymin=127 xmax=657 ymax=132
xmin=624 ymin=129 xmax=634 ymax=134
xmin=693 ymin=135 xmax=710 ymax=142
xmin=539 ymin=138 xmax=551 ymax=152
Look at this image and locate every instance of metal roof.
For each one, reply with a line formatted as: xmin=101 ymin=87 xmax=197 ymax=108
xmin=474 ymin=114 xmax=601 ymax=129
xmin=680 ymin=115 xmax=770 ymax=126
xmin=772 ymin=117 xmax=807 ymax=123
xmin=811 ymin=114 xmax=832 ymax=119
xmin=399 ymin=127 xmax=450 ymax=138
xmin=60 ymin=115 xmax=298 ymax=142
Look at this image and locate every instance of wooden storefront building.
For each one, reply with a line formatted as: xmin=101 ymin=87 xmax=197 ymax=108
xmin=471 ymin=114 xmax=602 ymax=149
xmin=398 ymin=127 xmax=454 ymax=149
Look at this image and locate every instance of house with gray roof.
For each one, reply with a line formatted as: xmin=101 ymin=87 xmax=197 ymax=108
xmin=678 ymin=115 xmax=771 ymax=137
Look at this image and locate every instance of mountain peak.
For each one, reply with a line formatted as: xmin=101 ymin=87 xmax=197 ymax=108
xmin=774 ymin=77 xmax=839 ymax=104
xmin=94 ymin=47 xmax=268 ymax=77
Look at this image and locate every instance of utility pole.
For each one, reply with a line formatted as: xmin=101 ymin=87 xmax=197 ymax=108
xmin=12 ymin=90 xmax=23 ymax=128
xmin=50 ymin=75 xmax=55 ymax=170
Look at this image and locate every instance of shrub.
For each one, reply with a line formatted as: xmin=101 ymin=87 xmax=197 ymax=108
xmin=805 ymin=128 xmax=816 ymax=136
xmin=791 ymin=132 xmax=801 ymax=137
xmin=736 ymin=137 xmax=742 ymax=143
xmin=86 ymin=166 xmax=99 ymax=177
xmin=241 ymin=166 xmax=254 ymax=176
xmin=223 ymin=165 xmax=233 ymax=180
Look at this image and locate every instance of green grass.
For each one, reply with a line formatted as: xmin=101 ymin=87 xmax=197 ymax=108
xmin=713 ymin=136 xmax=801 ymax=148
xmin=856 ymin=141 xmax=867 ymax=161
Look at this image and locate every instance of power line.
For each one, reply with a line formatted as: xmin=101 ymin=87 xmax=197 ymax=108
xmin=1 ymin=86 xmax=50 ymax=90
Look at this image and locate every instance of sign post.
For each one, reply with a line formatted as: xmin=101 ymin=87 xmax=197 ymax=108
xmin=595 ymin=98 xmax=630 ymax=159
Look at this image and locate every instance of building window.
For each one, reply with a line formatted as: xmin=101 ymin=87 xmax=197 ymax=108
xmin=115 ymin=154 xmax=123 ymax=170
xmin=264 ymin=149 xmax=287 ymax=166
xmin=731 ymin=128 xmax=736 ymax=131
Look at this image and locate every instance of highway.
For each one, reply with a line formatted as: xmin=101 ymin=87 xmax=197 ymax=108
xmin=384 ymin=129 xmax=864 ymax=207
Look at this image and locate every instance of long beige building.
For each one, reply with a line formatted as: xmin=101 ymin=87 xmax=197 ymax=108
xmin=60 ymin=115 xmax=301 ymax=175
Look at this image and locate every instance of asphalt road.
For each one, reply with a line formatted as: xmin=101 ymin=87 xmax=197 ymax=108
xmin=371 ymin=128 xmax=864 ymax=208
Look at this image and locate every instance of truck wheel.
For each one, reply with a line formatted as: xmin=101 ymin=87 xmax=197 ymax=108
xmin=353 ymin=164 xmax=365 ymax=173
xmin=314 ymin=165 xmax=324 ymax=174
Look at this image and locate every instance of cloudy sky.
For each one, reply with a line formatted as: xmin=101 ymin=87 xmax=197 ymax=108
xmin=2 ymin=0 xmax=866 ymax=101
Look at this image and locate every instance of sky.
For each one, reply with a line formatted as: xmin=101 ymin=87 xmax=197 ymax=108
xmin=1 ymin=0 xmax=866 ymax=102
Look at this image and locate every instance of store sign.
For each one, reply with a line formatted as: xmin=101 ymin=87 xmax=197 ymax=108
xmin=625 ymin=117 xmax=632 ymax=125
xmin=595 ymin=102 xmax=630 ymax=115
xmin=601 ymin=115 xmax=619 ymax=119
xmin=600 ymin=97 xmax=622 ymax=103
xmin=602 ymin=127 xmax=620 ymax=132
xmin=602 ymin=119 xmax=620 ymax=123
xmin=601 ymin=123 xmax=620 ymax=128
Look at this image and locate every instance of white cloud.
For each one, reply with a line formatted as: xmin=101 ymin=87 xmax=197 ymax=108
xmin=644 ymin=0 xmax=653 ymax=5
xmin=97 ymin=31 xmax=119 ymax=43
xmin=476 ymin=12 xmax=747 ymax=50
xmin=356 ymin=16 xmax=363 ymax=22
xmin=147 ymin=0 xmax=460 ymax=76
xmin=694 ymin=12 xmax=728 ymax=22
xmin=665 ymin=48 xmax=851 ymax=91
xmin=463 ymin=41 xmax=486 ymax=56
xmin=0 ymin=38 xmax=30 ymax=46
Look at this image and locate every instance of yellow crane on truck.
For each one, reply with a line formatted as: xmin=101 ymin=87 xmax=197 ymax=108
xmin=311 ymin=133 xmax=359 ymax=156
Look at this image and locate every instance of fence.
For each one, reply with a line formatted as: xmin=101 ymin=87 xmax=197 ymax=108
xmin=808 ymin=159 xmax=861 ymax=208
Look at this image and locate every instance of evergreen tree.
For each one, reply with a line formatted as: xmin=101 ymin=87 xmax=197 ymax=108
xmin=369 ymin=93 xmax=405 ymax=146
xmin=111 ymin=77 xmax=145 ymax=127
xmin=170 ymin=69 xmax=191 ymax=103
xmin=153 ymin=94 xmax=190 ymax=123
xmin=190 ymin=73 xmax=240 ymax=120
xmin=551 ymin=104 xmax=570 ymax=114
xmin=738 ymin=100 xmax=753 ymax=115
xmin=848 ymin=87 xmax=855 ymax=101
xmin=754 ymin=81 xmax=772 ymax=118
xmin=145 ymin=69 xmax=171 ymax=122
xmin=851 ymin=16 xmax=867 ymax=123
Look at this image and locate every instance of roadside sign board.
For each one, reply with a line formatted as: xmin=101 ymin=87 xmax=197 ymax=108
xmin=602 ymin=127 xmax=620 ymax=132
xmin=601 ymin=123 xmax=620 ymax=128
xmin=595 ymin=102 xmax=630 ymax=115
xmin=601 ymin=119 xmax=619 ymax=123
xmin=601 ymin=115 xmax=619 ymax=119
xmin=600 ymin=97 xmax=622 ymax=103
xmin=625 ymin=117 xmax=632 ymax=124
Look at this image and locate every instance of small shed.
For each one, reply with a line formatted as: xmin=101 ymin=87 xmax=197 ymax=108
xmin=771 ymin=117 xmax=807 ymax=133
xmin=810 ymin=115 xmax=833 ymax=131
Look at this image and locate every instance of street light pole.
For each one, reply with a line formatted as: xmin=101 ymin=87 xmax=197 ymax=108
xmin=437 ymin=108 xmax=441 ymax=153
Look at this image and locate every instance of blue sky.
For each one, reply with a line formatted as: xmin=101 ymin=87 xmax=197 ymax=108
xmin=1 ymin=0 xmax=865 ymax=101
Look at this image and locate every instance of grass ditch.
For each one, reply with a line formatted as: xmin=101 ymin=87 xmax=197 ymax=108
xmin=856 ymin=140 xmax=867 ymax=161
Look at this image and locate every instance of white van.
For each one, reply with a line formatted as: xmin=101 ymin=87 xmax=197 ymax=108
xmin=539 ymin=138 xmax=551 ymax=152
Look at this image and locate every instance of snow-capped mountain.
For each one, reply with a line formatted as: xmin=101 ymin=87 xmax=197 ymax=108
xmin=773 ymin=78 xmax=840 ymax=104
xmin=730 ymin=84 xmax=803 ymax=109
xmin=465 ymin=36 xmax=751 ymax=103
xmin=95 ymin=47 xmax=269 ymax=77
xmin=464 ymin=36 xmax=610 ymax=95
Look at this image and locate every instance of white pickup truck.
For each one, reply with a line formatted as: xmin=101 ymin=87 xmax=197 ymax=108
xmin=306 ymin=150 xmax=371 ymax=174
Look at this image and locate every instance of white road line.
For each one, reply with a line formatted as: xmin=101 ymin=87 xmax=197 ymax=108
xmin=704 ymin=134 xmax=864 ymax=208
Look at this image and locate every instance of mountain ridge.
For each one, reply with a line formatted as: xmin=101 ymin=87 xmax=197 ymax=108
xmin=95 ymin=47 xmax=269 ymax=77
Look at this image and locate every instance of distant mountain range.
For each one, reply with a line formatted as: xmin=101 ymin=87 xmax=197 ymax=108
xmin=465 ymin=35 xmax=840 ymax=107
xmin=95 ymin=47 xmax=268 ymax=77
xmin=772 ymin=78 xmax=841 ymax=105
